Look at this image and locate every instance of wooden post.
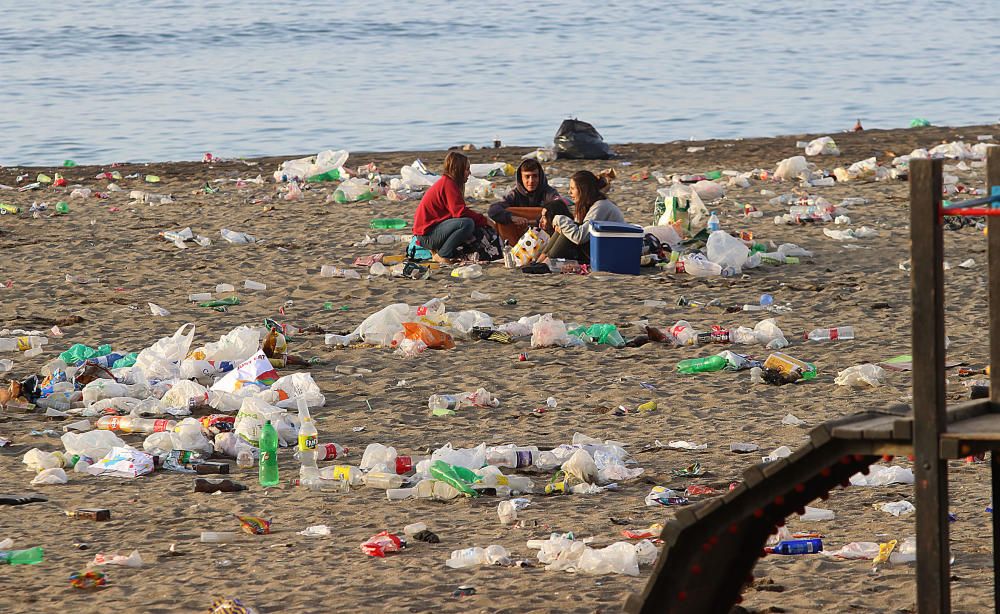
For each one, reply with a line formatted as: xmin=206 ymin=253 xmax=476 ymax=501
xmin=910 ymin=157 xmax=949 ymax=613
xmin=987 ymin=144 xmax=1000 ymax=614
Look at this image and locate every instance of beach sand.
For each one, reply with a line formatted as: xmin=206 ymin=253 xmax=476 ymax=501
xmin=0 ymin=124 xmax=997 ymax=613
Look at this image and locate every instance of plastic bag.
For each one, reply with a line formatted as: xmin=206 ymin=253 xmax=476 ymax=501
xmin=530 ymin=314 xmax=571 ymax=348
xmin=510 ymin=227 xmax=550 ymax=267
xmin=682 ymin=254 xmax=722 ymax=277
xmin=200 ymin=326 xmax=261 ymax=364
xmin=561 ymin=448 xmax=598 ymax=484
xmin=553 ymin=119 xmax=612 ymax=159
xmin=654 ymin=184 xmax=709 ymax=236
xmin=448 ymin=310 xmax=493 ymax=337
xmin=692 ymin=180 xmax=725 ymax=202
xmin=160 ymin=379 xmax=209 ymax=410
xmin=268 ymin=373 xmax=326 ymax=409
xmin=774 ymin=156 xmax=812 ymax=181
xmin=706 ymin=230 xmax=749 ymax=268
xmin=61 ymin=430 xmax=126 ymax=461
xmin=805 ymin=136 xmax=840 ymax=156
xmin=400 ymin=322 xmax=455 ymax=350
xmin=31 ymin=467 xmax=68 ymax=485
xmin=850 ymin=465 xmax=914 ymax=486
xmin=134 ymin=323 xmax=196 ymax=380
xmin=234 ymin=397 xmax=291 ymax=447
xmin=86 ymin=447 xmax=155 ymax=478
xmin=835 ymin=363 xmax=886 ymax=387
xmin=211 ymin=350 xmax=279 ymax=393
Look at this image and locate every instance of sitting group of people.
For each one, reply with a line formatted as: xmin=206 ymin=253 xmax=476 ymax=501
xmin=412 ymin=151 xmax=624 ymax=265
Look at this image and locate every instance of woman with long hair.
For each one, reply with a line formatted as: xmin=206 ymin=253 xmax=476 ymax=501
xmin=537 ymin=170 xmax=624 ymax=264
xmin=412 ymin=151 xmax=494 ymax=264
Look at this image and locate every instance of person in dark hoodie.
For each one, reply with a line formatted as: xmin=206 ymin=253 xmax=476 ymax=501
xmin=488 ymin=158 xmax=567 ymax=246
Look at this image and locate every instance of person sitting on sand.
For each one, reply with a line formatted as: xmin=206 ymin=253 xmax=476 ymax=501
xmin=413 ymin=151 xmax=495 ymax=264
xmin=537 ymin=170 xmax=624 ymax=265
xmin=488 ymin=159 xmax=565 ymax=246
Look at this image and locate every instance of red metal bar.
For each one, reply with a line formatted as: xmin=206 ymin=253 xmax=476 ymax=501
xmin=942 ymin=208 xmax=1000 ymax=217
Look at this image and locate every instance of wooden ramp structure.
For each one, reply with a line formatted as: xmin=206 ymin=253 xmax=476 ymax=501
xmin=625 ymin=146 xmax=1000 ymax=614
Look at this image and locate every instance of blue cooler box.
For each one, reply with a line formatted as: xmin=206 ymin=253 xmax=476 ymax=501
xmin=589 ymin=221 xmax=644 ymax=275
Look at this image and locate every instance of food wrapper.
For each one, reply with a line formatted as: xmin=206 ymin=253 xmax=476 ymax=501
xmin=360 ymin=531 xmax=404 ymax=557
xmin=86 ymin=447 xmax=155 ymax=478
xmin=211 ymin=350 xmax=279 ymax=393
xmin=235 ymin=514 xmax=271 ymax=535
xmin=208 ymin=598 xmax=259 ymax=614
xmin=399 ymin=322 xmax=455 ymax=350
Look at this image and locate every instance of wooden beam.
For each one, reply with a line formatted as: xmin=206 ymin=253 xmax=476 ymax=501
xmin=910 ymin=157 xmax=950 ymax=614
xmin=987 ymin=144 xmax=1000 ymax=614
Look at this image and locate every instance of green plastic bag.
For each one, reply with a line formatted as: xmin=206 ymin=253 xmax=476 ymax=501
xmin=59 ymin=343 xmax=112 ymax=365
xmin=429 ymin=460 xmax=479 ymax=497
xmin=112 ymin=353 xmax=139 ymax=369
xmin=569 ymin=324 xmax=626 ymax=348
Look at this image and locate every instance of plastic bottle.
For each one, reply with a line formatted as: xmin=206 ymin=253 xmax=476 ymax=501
xmin=363 ymin=472 xmax=404 ymax=489
xmin=428 ymin=394 xmax=461 ymax=411
xmin=770 ymin=538 xmax=823 ymax=555
xmin=370 ymin=218 xmax=407 ymax=229
xmin=486 ymin=446 xmax=539 ymax=469
xmin=707 ymin=211 xmax=721 ymax=232
xmin=676 ymin=355 xmax=728 ymax=374
xmin=315 ymin=443 xmax=349 ymax=462
xmin=763 ymin=352 xmax=817 ymax=381
xmin=451 ymin=264 xmax=483 ymax=279
xmin=306 ymin=168 xmax=341 ymax=183
xmin=0 ymin=546 xmax=44 ymax=565
xmin=0 ymin=336 xmax=47 ymax=352
xmin=320 ymin=465 xmax=364 ymax=486
xmin=386 ymin=479 xmax=435 ymax=500
xmin=806 ymin=326 xmax=855 ymax=341
xmin=258 ymin=420 xmax=280 ymax=487
xmin=188 ymin=292 xmax=212 ymax=302
xmin=194 ymin=478 xmax=248 ymax=493
xmin=296 ymin=397 xmax=320 ymax=488
xmin=244 ymin=279 xmax=266 ymax=291
xmin=96 ymin=415 xmax=176 ymax=434
xmin=200 ymin=531 xmax=238 ymax=543
xmin=503 ymin=245 xmax=515 ymax=269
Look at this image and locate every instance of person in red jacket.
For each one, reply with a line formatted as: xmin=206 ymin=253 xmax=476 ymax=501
xmin=413 ymin=151 xmax=494 ymax=264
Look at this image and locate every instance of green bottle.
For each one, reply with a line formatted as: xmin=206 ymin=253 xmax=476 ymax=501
xmin=676 ymin=355 xmax=728 ymax=374
xmin=56 ymin=201 xmax=69 ymax=214
xmin=306 ymin=169 xmax=341 ymax=182
xmin=0 ymin=546 xmax=44 ymax=565
xmin=198 ymin=296 xmax=240 ymax=308
xmin=802 ymin=363 xmax=818 ymax=380
xmin=370 ymin=218 xmax=407 ymax=229
xmin=258 ymin=420 xmax=279 ymax=487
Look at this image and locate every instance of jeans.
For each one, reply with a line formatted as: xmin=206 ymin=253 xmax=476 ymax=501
xmin=417 ymin=217 xmax=475 ymax=258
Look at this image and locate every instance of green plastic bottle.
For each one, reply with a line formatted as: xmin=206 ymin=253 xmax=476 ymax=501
xmin=198 ymin=296 xmax=240 ymax=308
xmin=258 ymin=420 xmax=279 ymax=487
xmin=0 ymin=546 xmax=44 ymax=565
xmin=370 ymin=218 xmax=407 ymax=230
xmin=306 ymin=169 xmax=341 ymax=183
xmin=676 ymin=355 xmax=728 ymax=374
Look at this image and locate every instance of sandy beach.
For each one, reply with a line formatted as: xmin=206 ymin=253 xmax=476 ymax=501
xmin=1 ymin=123 xmax=998 ymax=614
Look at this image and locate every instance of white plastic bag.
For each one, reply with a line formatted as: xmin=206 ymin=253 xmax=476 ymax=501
xmin=210 ymin=350 xmax=279 ymax=394
xmin=774 ymin=156 xmax=812 ymax=181
xmin=268 ymin=373 xmax=326 ymax=409
xmin=561 ymin=448 xmax=598 ymax=484
xmin=160 ymin=379 xmax=209 ymax=410
xmin=850 ymin=465 xmax=914 ymax=486
xmin=61 ymin=430 xmax=126 ymax=461
xmin=134 ymin=323 xmax=196 ymax=380
xmin=691 ymin=180 xmax=725 ymax=202
xmin=234 ymin=397 xmax=292 ymax=447
xmin=835 ymin=364 xmax=886 ymax=387
xmin=31 ymin=468 xmax=69 ymax=485
xmin=706 ymin=230 xmax=749 ymax=268
xmin=682 ymin=254 xmax=722 ymax=278
xmin=805 ymin=136 xmax=840 ymax=156
xmin=201 ymin=326 xmax=261 ymax=363
xmin=530 ymin=314 xmax=571 ymax=348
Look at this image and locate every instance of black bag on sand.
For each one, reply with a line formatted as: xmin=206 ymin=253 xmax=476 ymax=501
xmin=455 ymin=226 xmax=504 ymax=262
xmin=553 ymin=119 xmax=613 ymax=160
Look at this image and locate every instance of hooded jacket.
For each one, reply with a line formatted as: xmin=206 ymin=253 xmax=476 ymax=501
xmin=487 ymin=160 xmax=563 ymax=224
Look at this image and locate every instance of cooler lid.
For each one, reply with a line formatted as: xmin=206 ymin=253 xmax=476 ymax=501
xmin=590 ymin=221 xmax=644 ymax=234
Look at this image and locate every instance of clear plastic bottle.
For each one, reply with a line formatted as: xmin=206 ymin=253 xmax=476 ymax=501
xmin=451 ymin=263 xmax=483 ymax=279
xmin=707 ymin=211 xmax=721 ymax=232
xmin=386 ymin=479 xmax=435 ymax=500
xmin=96 ymin=415 xmax=176 ymax=434
xmin=296 ymin=398 xmax=320 ymax=488
xmin=806 ymin=326 xmax=855 ymax=341
xmin=0 ymin=336 xmax=47 ymax=352
xmin=363 ymin=472 xmax=404 ymax=490
xmin=486 ymin=445 xmax=539 ymax=469
xmin=315 ymin=443 xmax=349 ymax=462
xmin=320 ymin=465 xmax=364 ymax=486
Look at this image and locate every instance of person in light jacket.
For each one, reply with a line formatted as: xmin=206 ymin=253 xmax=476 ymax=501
xmin=538 ymin=170 xmax=624 ymax=264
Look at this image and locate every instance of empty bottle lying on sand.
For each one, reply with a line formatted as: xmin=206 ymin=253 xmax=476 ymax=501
xmin=676 ymin=355 xmax=728 ymax=374
xmin=359 ymin=443 xmax=420 ymax=474
xmin=445 ymin=545 xmax=511 ymax=568
xmin=0 ymin=547 xmax=44 ymax=565
xmin=96 ymin=415 xmax=176 ymax=434
xmin=805 ymin=326 xmax=855 ymax=341
xmin=319 ymin=465 xmax=364 ymax=486
xmin=427 ymin=388 xmax=500 ymax=412
xmin=0 ymin=336 xmax=47 ymax=352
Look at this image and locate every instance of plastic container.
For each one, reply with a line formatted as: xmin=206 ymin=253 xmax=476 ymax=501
xmin=371 ymin=218 xmax=407 ymax=229
xmin=806 ymin=327 xmax=855 ymax=341
xmin=589 ymin=221 xmax=644 ymax=275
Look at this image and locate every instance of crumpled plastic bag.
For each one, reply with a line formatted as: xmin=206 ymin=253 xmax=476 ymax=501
xmin=561 ymin=448 xmax=598 ymax=484
xmin=824 ymin=226 xmax=879 ymax=241
xmin=691 ymin=180 xmax=725 ymax=202
xmin=774 ymin=156 xmax=813 ymax=181
xmin=160 ymin=379 xmax=209 ymax=410
xmin=92 ymin=549 xmax=144 ymax=568
xmin=23 ymin=448 xmax=66 ymax=472
xmin=835 ymin=363 xmax=886 ymax=387
xmin=753 ymin=318 xmax=788 ymax=349
xmin=448 ymin=310 xmax=494 ymax=337
xmin=199 ymin=325 xmax=261 ymax=364
xmin=530 ymin=314 xmax=572 ymax=348
xmin=233 ymin=397 xmax=293 ymax=447
xmin=31 ymin=467 xmax=68 ymax=485
xmin=61 ymin=430 xmax=126 ymax=462
xmin=86 ymin=447 xmax=155 ymax=478
xmin=825 ymin=542 xmax=880 ymax=560
xmin=330 ymin=303 xmax=413 ymax=347
xmin=134 ymin=323 xmax=195 ymax=380
xmin=850 ymin=465 xmax=914 ymax=486
xmin=655 ymin=184 xmax=709 ymax=235
xmin=706 ymin=230 xmax=750 ymax=268
xmin=211 ymin=350 xmax=279 ymax=394
xmin=805 ymin=136 xmax=840 ymax=156
xmin=399 ymin=322 xmax=455 ymax=350
xmin=267 ymin=373 xmax=326 ymax=409
xmin=877 ymin=500 xmax=916 ymax=516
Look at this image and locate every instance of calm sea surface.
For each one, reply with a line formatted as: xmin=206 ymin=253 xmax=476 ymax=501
xmin=2 ymin=0 xmax=999 ymax=165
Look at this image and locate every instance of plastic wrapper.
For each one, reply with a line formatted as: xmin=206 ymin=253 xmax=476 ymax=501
xmin=235 ymin=514 xmax=272 ymax=535
xmin=530 ymin=314 xmax=572 ymax=348
xmin=86 ymin=447 xmax=155 ymax=478
xmin=399 ymin=322 xmax=455 ymax=350
xmin=360 ymin=531 xmax=405 ymax=557
xmin=835 ymin=363 xmax=886 ymax=387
